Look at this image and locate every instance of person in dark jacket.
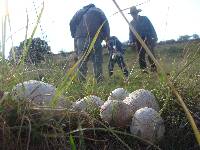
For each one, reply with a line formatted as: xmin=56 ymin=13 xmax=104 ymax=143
xmin=129 ymin=6 xmax=158 ymax=72
xmin=106 ymin=36 xmax=129 ymax=78
xmin=70 ymin=4 xmax=110 ymax=83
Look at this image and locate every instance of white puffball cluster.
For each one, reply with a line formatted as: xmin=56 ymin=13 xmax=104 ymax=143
xmin=130 ymin=107 xmax=165 ymax=142
xmin=11 ymin=82 xmax=165 ymax=143
xmin=100 ymin=100 xmax=133 ymax=127
xmin=123 ymin=89 xmax=160 ymax=113
xmin=100 ymin=88 xmax=165 ymax=142
xmin=108 ymin=88 xmax=129 ymax=101
xmin=11 ymin=80 xmax=71 ymax=108
xmin=71 ymin=95 xmax=104 ymax=112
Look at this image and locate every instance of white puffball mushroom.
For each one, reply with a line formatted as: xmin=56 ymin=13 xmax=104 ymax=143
xmin=71 ymin=99 xmax=86 ymax=111
xmin=100 ymin=100 xmax=133 ymax=127
xmin=123 ymin=89 xmax=160 ymax=113
xmin=11 ymin=80 xmax=71 ymax=108
xmin=130 ymin=107 xmax=165 ymax=142
xmin=108 ymin=88 xmax=129 ymax=101
xmin=71 ymin=95 xmax=104 ymax=112
xmin=11 ymin=80 xmax=55 ymax=104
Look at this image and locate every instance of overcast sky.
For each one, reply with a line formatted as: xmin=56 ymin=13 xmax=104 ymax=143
xmin=1 ymin=0 xmax=200 ymax=57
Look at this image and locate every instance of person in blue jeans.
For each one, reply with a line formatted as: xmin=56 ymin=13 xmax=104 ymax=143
xmin=106 ymin=36 xmax=129 ymax=78
xmin=129 ymin=6 xmax=158 ymax=73
xmin=70 ymin=4 xmax=110 ymax=83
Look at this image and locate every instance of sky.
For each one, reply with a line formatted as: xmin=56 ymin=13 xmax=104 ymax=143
xmin=1 ymin=0 xmax=200 ymax=58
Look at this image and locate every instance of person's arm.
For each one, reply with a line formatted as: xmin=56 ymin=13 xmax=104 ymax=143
xmin=104 ymin=21 xmax=110 ymax=42
xmin=106 ymin=42 xmax=112 ymax=56
xmin=69 ymin=8 xmax=86 ymax=38
xmin=146 ymin=17 xmax=158 ymax=42
xmin=129 ymin=28 xmax=134 ymax=43
xmin=116 ymin=38 xmax=124 ymax=54
xmin=129 ymin=20 xmax=136 ymax=45
xmin=103 ymin=19 xmax=110 ymax=41
xmin=70 ymin=12 xmax=79 ymax=38
xmin=98 ymin=8 xmax=110 ymax=41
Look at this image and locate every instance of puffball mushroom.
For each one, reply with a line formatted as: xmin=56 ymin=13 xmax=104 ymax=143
xmin=123 ymin=89 xmax=160 ymax=113
xmin=108 ymin=88 xmax=129 ymax=101
xmin=130 ymin=107 xmax=165 ymax=142
xmin=11 ymin=80 xmax=71 ymax=108
xmin=71 ymin=95 xmax=104 ymax=112
xmin=100 ymin=100 xmax=133 ymax=127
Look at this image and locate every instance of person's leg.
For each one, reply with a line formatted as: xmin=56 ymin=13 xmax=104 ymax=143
xmin=117 ymin=56 xmax=128 ymax=77
xmin=93 ymin=61 xmax=103 ymax=83
xmin=92 ymin=42 xmax=104 ymax=83
xmin=78 ymin=55 xmax=88 ymax=82
xmin=74 ymin=38 xmax=78 ymax=55
xmin=136 ymin=41 xmax=147 ymax=70
xmin=147 ymin=41 xmax=157 ymax=72
xmin=108 ymin=55 xmax=115 ymax=77
xmin=76 ymin=37 xmax=90 ymax=82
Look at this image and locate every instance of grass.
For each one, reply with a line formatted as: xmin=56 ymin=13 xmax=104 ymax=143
xmin=0 ymin=1 xmax=200 ymax=149
xmin=0 ymin=40 xmax=200 ymax=149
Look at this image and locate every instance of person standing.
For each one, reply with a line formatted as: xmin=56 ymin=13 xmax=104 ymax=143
xmin=129 ymin=6 xmax=158 ymax=72
xmin=70 ymin=4 xmax=110 ymax=82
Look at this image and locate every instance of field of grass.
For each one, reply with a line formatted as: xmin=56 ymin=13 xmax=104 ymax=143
xmin=0 ymin=40 xmax=200 ymax=149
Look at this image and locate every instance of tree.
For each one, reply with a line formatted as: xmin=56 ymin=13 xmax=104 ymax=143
xmin=177 ymin=35 xmax=191 ymax=42
xmin=59 ymin=50 xmax=67 ymax=57
xmin=192 ymin=34 xmax=199 ymax=40
xmin=9 ymin=38 xmax=51 ymax=64
xmin=8 ymin=46 xmax=22 ymax=63
xmin=165 ymin=39 xmax=176 ymax=44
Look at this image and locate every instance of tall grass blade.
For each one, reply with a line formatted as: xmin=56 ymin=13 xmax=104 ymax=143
xmin=69 ymin=134 xmax=77 ymax=150
xmin=2 ymin=15 xmax=7 ymax=61
xmin=1 ymin=0 xmax=9 ymax=61
xmin=7 ymin=14 xmax=15 ymax=62
xmin=18 ymin=2 xmax=44 ymax=66
xmin=78 ymin=124 xmax=85 ymax=150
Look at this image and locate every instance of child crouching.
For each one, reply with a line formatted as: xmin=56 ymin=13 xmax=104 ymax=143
xmin=106 ymin=36 xmax=129 ymax=79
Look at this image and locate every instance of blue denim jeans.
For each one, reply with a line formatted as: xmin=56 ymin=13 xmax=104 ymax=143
xmin=75 ymin=37 xmax=103 ymax=82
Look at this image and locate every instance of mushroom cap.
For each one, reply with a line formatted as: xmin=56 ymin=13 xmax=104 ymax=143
xmin=130 ymin=107 xmax=165 ymax=142
xmin=100 ymin=100 xmax=133 ymax=127
xmin=71 ymin=95 xmax=104 ymax=112
xmin=12 ymin=80 xmax=55 ymax=104
xmin=123 ymin=89 xmax=160 ymax=113
xmin=11 ymin=80 xmax=72 ymax=108
xmin=108 ymin=88 xmax=129 ymax=101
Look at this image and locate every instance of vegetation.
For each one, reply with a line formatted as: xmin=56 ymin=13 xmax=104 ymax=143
xmin=0 ymin=1 xmax=200 ymax=149
xmin=8 ymin=38 xmax=51 ymax=64
xmin=0 ymin=40 xmax=200 ymax=149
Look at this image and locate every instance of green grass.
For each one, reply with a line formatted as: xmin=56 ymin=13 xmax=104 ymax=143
xmin=0 ymin=40 xmax=200 ymax=149
xmin=1 ymin=1 xmax=199 ymax=148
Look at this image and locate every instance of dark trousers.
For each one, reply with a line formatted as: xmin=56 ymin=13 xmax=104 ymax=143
xmin=136 ymin=38 xmax=157 ymax=71
xmin=108 ymin=55 xmax=128 ymax=77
